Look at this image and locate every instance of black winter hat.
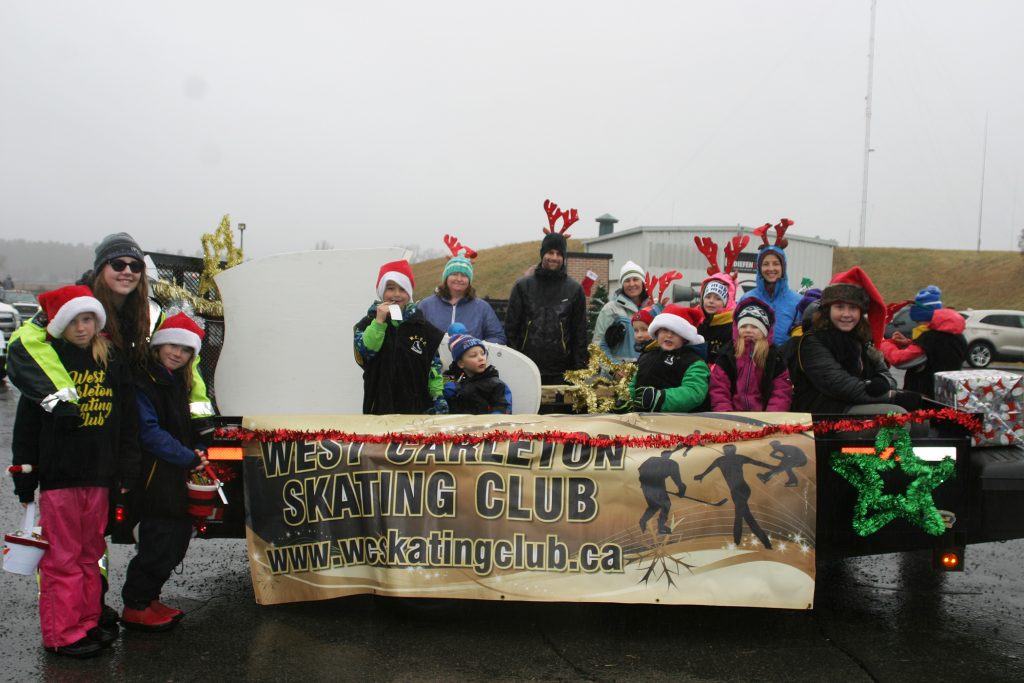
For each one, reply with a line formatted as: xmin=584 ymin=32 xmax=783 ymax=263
xmin=540 ymin=232 xmax=567 ymax=259
xmin=94 ymin=232 xmax=144 ymax=271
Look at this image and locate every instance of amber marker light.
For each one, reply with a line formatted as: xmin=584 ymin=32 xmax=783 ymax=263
xmin=207 ymin=446 xmax=243 ymax=460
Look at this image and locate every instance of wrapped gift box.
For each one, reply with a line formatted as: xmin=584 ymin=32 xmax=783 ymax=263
xmin=934 ymin=370 xmax=1023 ymax=447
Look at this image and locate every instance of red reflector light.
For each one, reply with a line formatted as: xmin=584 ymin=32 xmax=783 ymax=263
xmin=208 ymin=446 xmax=243 ymax=461
xmin=940 ymin=552 xmax=960 ymax=569
xmin=114 ymin=505 xmax=126 ymax=523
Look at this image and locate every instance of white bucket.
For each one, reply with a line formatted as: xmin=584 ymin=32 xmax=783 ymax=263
xmin=3 ymin=503 xmax=49 ymax=575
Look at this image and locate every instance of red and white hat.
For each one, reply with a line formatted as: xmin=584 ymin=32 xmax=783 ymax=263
xmin=376 ymin=260 xmax=414 ymax=300
xmin=648 ymin=304 xmax=705 ymax=346
xmin=151 ymin=312 xmax=205 ymax=354
xmin=39 ymin=285 xmax=106 ymax=338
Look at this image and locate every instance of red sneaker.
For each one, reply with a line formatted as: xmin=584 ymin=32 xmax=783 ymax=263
xmin=121 ymin=604 xmax=176 ymax=631
xmin=151 ymin=601 xmax=184 ymax=622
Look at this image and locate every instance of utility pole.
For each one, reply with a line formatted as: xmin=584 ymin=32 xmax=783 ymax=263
xmin=976 ymin=115 xmax=988 ymax=253
xmin=857 ymin=0 xmax=878 ymax=248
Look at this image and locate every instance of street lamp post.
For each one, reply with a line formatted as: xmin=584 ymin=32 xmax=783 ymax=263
xmin=238 ymin=222 xmax=246 ymax=254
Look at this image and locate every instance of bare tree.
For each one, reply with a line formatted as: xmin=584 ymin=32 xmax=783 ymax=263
xmin=313 ymin=240 xmax=334 ymax=251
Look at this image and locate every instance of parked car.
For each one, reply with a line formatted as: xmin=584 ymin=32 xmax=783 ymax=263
xmin=0 ymin=289 xmax=40 ymax=321
xmin=0 ymin=301 xmax=21 ymax=339
xmin=961 ymin=309 xmax=1024 ymax=368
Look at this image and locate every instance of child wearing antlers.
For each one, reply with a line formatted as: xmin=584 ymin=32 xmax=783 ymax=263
xmin=694 ymin=234 xmax=749 ymax=365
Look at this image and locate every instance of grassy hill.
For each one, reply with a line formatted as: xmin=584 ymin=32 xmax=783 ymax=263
xmin=414 ymin=242 xmax=1024 ymax=310
xmin=833 ymin=247 xmax=1024 ymax=310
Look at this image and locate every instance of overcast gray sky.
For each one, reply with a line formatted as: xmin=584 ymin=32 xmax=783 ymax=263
xmin=2 ymin=1 xmax=1022 ymax=259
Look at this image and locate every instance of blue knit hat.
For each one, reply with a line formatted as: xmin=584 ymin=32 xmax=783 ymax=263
xmin=447 ymin=323 xmax=485 ymax=362
xmin=910 ymin=285 xmax=942 ymax=322
xmin=441 ymin=255 xmax=474 ymax=284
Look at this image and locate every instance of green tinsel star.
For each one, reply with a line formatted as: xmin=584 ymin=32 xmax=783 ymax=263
xmin=831 ymin=426 xmax=955 ymax=537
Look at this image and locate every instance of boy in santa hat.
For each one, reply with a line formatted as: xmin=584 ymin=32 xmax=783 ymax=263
xmin=354 ymin=259 xmax=446 ymax=415
xmin=442 ymin=324 xmax=512 ymax=415
xmin=629 ymin=304 xmax=710 ymax=412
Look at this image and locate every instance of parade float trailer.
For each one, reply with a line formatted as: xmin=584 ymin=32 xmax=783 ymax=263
xmin=175 ymin=249 xmax=1024 ymax=609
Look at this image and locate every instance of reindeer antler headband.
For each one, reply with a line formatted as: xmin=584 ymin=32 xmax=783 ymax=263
xmin=752 ymin=218 xmax=794 ymax=251
xmin=443 ymin=234 xmax=477 ymax=260
xmin=543 ymin=199 xmax=579 ymax=238
xmin=643 ymin=270 xmax=683 ymax=306
xmin=693 ymin=234 xmax=750 ymax=279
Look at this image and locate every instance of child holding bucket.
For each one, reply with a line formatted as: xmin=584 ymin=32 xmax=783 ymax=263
xmin=120 ymin=313 xmax=210 ymax=631
xmin=10 ymin=285 xmax=140 ymax=657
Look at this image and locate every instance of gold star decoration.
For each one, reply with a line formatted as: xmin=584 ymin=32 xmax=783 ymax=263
xmin=563 ymin=343 xmax=636 ymax=413
xmin=198 ymin=214 xmax=245 ymax=298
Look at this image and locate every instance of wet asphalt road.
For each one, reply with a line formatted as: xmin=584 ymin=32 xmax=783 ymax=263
xmin=2 ymin=380 xmax=1024 ymax=682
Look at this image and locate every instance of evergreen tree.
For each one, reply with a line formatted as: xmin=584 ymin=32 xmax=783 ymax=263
xmin=587 ymin=284 xmax=608 ymax=337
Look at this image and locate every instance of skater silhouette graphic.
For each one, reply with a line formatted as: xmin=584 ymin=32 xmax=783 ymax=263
xmin=757 ymin=440 xmax=808 ymax=487
xmin=638 ymin=447 xmax=687 ymax=534
xmin=694 ymin=444 xmax=774 ymax=549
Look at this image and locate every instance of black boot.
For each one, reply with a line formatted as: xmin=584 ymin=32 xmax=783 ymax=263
xmin=46 ymin=636 xmax=102 ymax=658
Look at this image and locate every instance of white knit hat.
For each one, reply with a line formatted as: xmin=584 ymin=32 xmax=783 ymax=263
xmin=619 ymin=260 xmax=645 ymax=283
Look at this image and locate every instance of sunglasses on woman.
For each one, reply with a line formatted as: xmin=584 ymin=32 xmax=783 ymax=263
xmin=108 ymin=258 xmax=145 ymax=273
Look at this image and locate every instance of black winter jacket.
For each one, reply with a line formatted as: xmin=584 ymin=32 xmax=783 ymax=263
xmin=134 ymin=360 xmax=199 ymax=518
xmin=446 ymin=365 xmax=512 ymax=415
xmin=504 ymin=265 xmax=588 ymax=383
xmin=789 ymin=327 xmax=895 ymax=413
xmin=11 ymin=341 xmax=140 ymax=503
xmin=354 ymin=308 xmax=444 ymax=415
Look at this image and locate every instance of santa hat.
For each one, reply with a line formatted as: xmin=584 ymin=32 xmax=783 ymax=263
xmin=39 ymin=285 xmax=106 ymax=338
xmin=618 ymin=260 xmax=645 ymax=283
xmin=151 ymin=312 xmax=205 ymax=354
xmin=648 ymin=304 xmax=705 ymax=346
xmin=631 ymin=304 xmax=661 ymax=326
xmin=734 ymin=298 xmax=775 ymax=341
xmin=376 ymin=260 xmax=414 ymax=300
xmin=821 ymin=267 xmax=886 ymax=346
xmin=447 ymin=323 xmax=486 ymax=362
xmin=910 ymin=285 xmax=942 ymax=322
xmin=700 ymin=273 xmax=736 ymax=311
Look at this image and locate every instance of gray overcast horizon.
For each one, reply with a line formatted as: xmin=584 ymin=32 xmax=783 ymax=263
xmin=2 ymin=1 xmax=1022 ymax=260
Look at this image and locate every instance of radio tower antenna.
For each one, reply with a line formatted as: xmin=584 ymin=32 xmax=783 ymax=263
xmin=857 ymin=0 xmax=878 ymax=248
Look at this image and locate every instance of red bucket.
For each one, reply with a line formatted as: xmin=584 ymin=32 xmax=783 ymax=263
xmin=186 ymin=482 xmax=219 ymax=519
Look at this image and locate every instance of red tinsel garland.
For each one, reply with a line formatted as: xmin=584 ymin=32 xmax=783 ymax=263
xmin=214 ymin=408 xmax=980 ymax=450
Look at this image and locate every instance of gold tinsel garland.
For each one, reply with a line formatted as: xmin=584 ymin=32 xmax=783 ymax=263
xmin=150 ymin=214 xmax=244 ymax=318
xmin=198 ymin=214 xmax=244 ymax=298
xmin=562 ymin=344 xmax=636 ymax=413
xmin=150 ymin=280 xmax=224 ymax=317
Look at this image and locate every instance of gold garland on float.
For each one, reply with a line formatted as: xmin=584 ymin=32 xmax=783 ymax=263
xmin=562 ymin=344 xmax=636 ymax=413
xmin=149 ymin=214 xmax=244 ymax=318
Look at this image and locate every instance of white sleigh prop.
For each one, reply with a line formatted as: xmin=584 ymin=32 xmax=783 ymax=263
xmin=214 ymin=249 xmax=541 ymax=416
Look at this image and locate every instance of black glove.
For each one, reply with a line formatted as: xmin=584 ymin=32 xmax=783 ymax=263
xmin=604 ymin=322 xmax=626 ymax=349
xmin=892 ymin=390 xmax=922 ymax=411
xmin=865 ymin=375 xmax=890 ymax=397
xmin=636 ymin=386 xmax=666 ymax=412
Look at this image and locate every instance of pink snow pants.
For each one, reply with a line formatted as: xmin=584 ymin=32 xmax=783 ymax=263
xmin=37 ymin=487 xmax=108 ymax=648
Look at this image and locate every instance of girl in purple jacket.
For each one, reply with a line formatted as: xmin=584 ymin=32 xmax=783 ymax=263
xmin=709 ymin=297 xmax=792 ymax=412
